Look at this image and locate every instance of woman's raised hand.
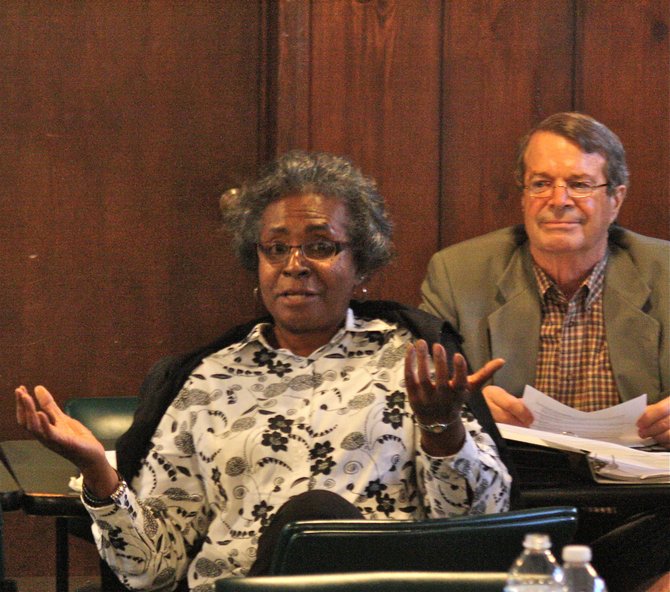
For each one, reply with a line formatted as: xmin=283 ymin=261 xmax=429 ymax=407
xmin=15 ymin=385 xmax=107 ymax=472
xmin=405 ymin=339 xmax=504 ymax=423
xmin=404 ymin=340 xmax=504 ymax=455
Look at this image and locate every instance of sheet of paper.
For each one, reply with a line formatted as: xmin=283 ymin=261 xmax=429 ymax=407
xmin=498 ymin=424 xmax=670 ymax=483
xmin=522 ymin=385 xmax=651 ymax=446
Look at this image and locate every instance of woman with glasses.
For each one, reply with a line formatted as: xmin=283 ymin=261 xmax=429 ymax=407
xmin=16 ymin=150 xmax=512 ymax=592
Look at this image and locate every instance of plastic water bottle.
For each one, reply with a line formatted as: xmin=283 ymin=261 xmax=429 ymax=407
xmin=505 ymin=533 xmax=565 ymax=591
xmin=562 ymin=545 xmax=607 ymax=592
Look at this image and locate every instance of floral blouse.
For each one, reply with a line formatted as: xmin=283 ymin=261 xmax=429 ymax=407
xmin=86 ymin=311 xmax=511 ymax=591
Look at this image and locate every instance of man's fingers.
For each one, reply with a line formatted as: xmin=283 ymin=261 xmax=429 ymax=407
xmin=505 ymin=397 xmax=533 ymax=425
xmin=638 ymin=417 xmax=670 ymax=444
xmin=637 ymin=397 xmax=670 ymax=430
xmin=500 ymin=413 xmax=531 ymax=427
xmin=636 ymin=397 xmax=670 ymax=445
xmin=483 ymin=385 xmax=534 ymax=426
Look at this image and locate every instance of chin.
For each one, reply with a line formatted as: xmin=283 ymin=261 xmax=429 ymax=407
xmin=534 ymin=231 xmax=584 ymax=252
xmin=276 ymin=314 xmax=324 ymax=334
xmin=544 ymin=241 xmax=583 ymax=253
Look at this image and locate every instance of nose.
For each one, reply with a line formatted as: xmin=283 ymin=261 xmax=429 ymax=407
xmin=281 ymin=247 xmax=310 ymax=276
xmin=547 ymin=182 xmax=572 ymax=206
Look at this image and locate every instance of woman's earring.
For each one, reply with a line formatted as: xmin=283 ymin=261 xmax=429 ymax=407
xmin=358 ymin=286 xmax=369 ymax=302
xmin=253 ymin=286 xmax=268 ymax=315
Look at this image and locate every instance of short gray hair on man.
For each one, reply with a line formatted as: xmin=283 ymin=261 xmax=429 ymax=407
xmin=515 ymin=112 xmax=629 ymax=195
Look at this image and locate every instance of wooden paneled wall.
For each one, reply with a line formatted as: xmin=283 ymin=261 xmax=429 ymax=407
xmin=1 ymin=0 xmax=668 ymax=577
xmin=1 ymin=1 xmax=266 ymax=442
xmin=274 ymin=0 xmax=669 ymax=304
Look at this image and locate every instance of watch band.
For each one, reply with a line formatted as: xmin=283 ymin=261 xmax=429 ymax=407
xmin=415 ymin=416 xmax=461 ymax=434
xmin=82 ymin=469 xmax=127 ymax=508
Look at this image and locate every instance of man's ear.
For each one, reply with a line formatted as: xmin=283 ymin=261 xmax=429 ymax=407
xmin=609 ymin=185 xmax=626 ymax=222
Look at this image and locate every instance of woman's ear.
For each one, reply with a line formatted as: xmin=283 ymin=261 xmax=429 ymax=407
xmin=219 ymin=188 xmax=240 ymax=215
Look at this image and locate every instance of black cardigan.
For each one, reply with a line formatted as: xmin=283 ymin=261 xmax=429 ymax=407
xmin=116 ymin=300 xmax=519 ymax=505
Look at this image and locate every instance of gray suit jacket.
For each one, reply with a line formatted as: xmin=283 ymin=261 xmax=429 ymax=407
xmin=420 ymin=225 xmax=669 ymax=404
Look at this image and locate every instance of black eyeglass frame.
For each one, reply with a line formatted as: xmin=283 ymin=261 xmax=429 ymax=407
xmin=256 ymin=240 xmax=350 ymax=263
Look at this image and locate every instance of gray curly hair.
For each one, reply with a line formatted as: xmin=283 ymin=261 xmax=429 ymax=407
xmin=221 ymin=150 xmax=394 ymax=276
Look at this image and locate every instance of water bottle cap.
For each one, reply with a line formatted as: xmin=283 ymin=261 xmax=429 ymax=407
xmin=522 ymin=533 xmax=552 ymax=550
xmin=562 ymin=545 xmax=592 ymax=562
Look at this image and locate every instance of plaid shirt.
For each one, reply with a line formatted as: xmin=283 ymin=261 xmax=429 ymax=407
xmin=533 ymin=255 xmax=620 ymax=411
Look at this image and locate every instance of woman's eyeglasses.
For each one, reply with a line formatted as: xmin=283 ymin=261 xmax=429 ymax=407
xmin=257 ymin=240 xmax=349 ymax=264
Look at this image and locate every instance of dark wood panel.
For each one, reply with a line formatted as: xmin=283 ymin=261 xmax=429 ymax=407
xmin=274 ymin=0 xmax=311 ymax=152
xmin=576 ymin=0 xmax=670 ymax=239
xmin=276 ymin=0 xmax=443 ymax=306
xmin=440 ymin=0 xmax=575 ymax=248
xmin=0 ymin=1 xmax=265 ymax=441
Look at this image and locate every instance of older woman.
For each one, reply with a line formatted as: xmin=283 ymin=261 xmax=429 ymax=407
xmin=16 ymin=151 xmax=512 ymax=592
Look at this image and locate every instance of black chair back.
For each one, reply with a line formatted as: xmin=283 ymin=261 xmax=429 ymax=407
xmin=64 ymin=396 xmax=139 ymax=446
xmin=216 ymin=571 xmax=508 ymax=592
xmin=269 ymin=506 xmax=577 ymax=575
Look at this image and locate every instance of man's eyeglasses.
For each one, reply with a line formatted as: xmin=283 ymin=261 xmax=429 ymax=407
xmin=524 ymin=179 xmax=609 ymax=199
xmin=257 ymin=240 xmax=349 ymax=264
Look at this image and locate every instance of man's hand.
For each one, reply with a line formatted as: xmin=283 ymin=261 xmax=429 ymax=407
xmin=637 ymin=396 xmax=670 ymax=448
xmin=483 ymin=385 xmax=534 ymax=427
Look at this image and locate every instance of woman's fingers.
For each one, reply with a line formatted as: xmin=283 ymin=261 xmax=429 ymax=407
xmin=415 ymin=340 xmax=433 ymax=395
xmin=448 ymin=351 xmax=469 ymax=391
xmin=404 ymin=342 xmax=418 ymax=387
xmin=15 ymin=386 xmax=28 ymax=427
xmin=34 ymin=385 xmax=65 ymax=425
xmin=468 ymin=358 xmax=505 ymax=390
xmin=431 ymin=342 xmax=449 ymax=387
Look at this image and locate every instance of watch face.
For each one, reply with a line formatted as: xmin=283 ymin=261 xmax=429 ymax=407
xmin=419 ymin=422 xmax=447 ymax=434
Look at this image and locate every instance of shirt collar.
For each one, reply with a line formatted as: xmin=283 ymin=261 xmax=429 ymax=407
xmin=533 ymin=252 xmax=609 ymax=308
xmin=230 ymin=308 xmax=397 ymax=356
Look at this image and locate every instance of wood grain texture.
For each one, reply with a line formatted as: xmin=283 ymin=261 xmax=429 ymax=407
xmin=576 ymin=0 xmax=670 ymax=239
xmin=440 ymin=0 xmax=575 ymax=247
xmin=0 ymin=1 xmax=264 ymax=442
xmin=1 ymin=0 xmax=668 ymax=580
xmin=276 ymin=0 xmax=443 ymax=305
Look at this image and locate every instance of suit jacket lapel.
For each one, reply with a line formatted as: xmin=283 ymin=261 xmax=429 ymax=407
xmin=604 ymin=249 xmax=659 ymax=401
xmin=488 ymin=245 xmax=542 ymax=396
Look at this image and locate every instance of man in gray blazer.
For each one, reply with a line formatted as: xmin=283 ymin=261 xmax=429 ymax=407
xmin=421 ymin=112 xmax=670 ymax=592
xmin=421 ymin=112 xmax=669 ymax=447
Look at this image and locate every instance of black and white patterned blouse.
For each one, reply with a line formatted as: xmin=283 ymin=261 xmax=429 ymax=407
xmin=87 ymin=310 xmax=511 ymax=591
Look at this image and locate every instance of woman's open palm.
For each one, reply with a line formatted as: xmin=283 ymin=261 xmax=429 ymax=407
xmin=15 ymin=385 xmax=106 ymax=470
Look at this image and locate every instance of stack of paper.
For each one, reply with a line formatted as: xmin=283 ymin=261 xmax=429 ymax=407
xmin=498 ymin=387 xmax=670 ymax=484
xmin=500 ymin=423 xmax=670 ymax=483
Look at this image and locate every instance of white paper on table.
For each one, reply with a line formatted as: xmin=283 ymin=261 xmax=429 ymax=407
xmin=68 ymin=450 xmax=117 ymax=493
xmin=498 ymin=424 xmax=670 ymax=483
xmin=522 ymin=385 xmax=651 ymax=447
